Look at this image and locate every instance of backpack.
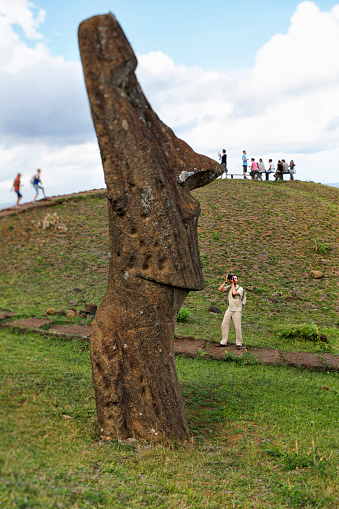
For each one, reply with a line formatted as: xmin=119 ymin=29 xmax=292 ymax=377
xmin=30 ymin=175 xmax=35 ymax=185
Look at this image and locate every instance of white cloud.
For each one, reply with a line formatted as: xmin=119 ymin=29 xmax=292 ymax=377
xmin=0 ymin=0 xmax=45 ymax=41
xmin=1 ymin=141 xmax=103 ymax=206
xmin=137 ymin=2 xmax=339 ymax=182
xmin=1 ymin=1 xmax=339 ymax=206
xmin=0 ymin=1 xmax=102 ymax=205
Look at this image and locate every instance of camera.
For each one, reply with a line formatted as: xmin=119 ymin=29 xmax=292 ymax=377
xmin=227 ymin=274 xmax=234 ymax=281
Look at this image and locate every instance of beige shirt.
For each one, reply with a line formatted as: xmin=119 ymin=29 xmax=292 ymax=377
xmin=224 ymin=284 xmax=244 ymax=312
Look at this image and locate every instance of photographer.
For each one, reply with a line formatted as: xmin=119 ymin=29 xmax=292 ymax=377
xmin=217 ymin=273 xmax=244 ymax=350
xmin=218 ymin=149 xmax=228 ymax=178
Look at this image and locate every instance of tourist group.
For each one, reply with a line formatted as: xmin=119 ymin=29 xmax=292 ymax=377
xmin=218 ymin=149 xmax=296 ymax=181
xmin=11 ymin=169 xmax=47 ymax=207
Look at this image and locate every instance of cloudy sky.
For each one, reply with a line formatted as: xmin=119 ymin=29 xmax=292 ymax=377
xmin=1 ymin=0 xmax=339 ymax=206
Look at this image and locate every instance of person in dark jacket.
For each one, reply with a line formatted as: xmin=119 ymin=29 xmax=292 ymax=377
xmin=218 ymin=149 xmax=228 ymax=178
xmin=275 ymin=160 xmax=283 ymax=180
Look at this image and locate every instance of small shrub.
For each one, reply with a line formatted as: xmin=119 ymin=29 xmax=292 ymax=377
xmin=263 ymin=440 xmax=333 ymax=472
xmin=40 ymin=322 xmax=52 ymax=330
xmin=177 ymin=308 xmax=190 ymax=322
xmin=264 ymin=445 xmax=283 ymax=459
xmin=198 ymin=348 xmax=206 ymax=358
xmin=315 ymin=239 xmax=332 ymax=255
xmin=212 ymin=231 xmax=220 ymax=241
xmin=283 ymin=452 xmax=314 ymax=471
xmin=276 ymin=323 xmax=319 ymax=342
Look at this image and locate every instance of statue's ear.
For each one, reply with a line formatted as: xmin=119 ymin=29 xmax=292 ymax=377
xmin=179 ymin=166 xmax=221 ymax=191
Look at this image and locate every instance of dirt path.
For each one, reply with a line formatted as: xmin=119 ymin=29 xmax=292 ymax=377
xmin=0 ymin=188 xmax=106 ymax=218
xmin=2 ymin=318 xmax=338 ymax=371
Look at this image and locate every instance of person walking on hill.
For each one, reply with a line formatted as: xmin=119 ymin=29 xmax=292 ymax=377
xmin=218 ymin=149 xmax=228 ymax=178
xmin=242 ymin=150 xmax=248 ymax=179
xmin=11 ymin=173 xmax=22 ymax=207
xmin=32 ymin=169 xmax=46 ymax=202
xmin=216 ymin=273 xmax=244 ymax=350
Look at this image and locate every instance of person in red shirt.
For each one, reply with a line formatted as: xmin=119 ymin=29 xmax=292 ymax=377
xmin=11 ymin=173 xmax=22 ymax=207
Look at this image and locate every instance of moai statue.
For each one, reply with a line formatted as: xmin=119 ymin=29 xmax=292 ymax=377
xmin=78 ymin=13 xmax=222 ymax=441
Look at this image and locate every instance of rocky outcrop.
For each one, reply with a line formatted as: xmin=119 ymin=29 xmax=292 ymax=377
xmin=78 ymin=13 xmax=222 ymax=441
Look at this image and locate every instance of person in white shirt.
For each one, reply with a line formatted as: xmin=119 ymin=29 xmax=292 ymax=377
xmin=216 ymin=274 xmax=244 ymax=350
xmin=258 ymin=158 xmax=265 ymax=181
xmin=266 ymin=159 xmax=275 ymax=181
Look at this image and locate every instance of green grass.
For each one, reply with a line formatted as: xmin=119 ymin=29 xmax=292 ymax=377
xmin=1 ymin=176 xmax=339 ymax=507
xmin=184 ymin=179 xmax=339 ymax=353
xmin=1 ymin=328 xmax=338 ymax=508
xmin=1 ymin=180 xmax=338 ymax=353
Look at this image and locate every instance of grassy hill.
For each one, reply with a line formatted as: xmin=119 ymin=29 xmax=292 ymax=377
xmin=1 ymin=179 xmax=339 ymax=508
xmin=1 ymin=179 xmax=338 ymax=353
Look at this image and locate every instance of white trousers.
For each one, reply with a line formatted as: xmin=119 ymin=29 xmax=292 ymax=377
xmin=221 ymin=309 xmax=242 ymax=346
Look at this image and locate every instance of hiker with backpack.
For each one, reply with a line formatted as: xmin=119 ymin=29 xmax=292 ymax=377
xmin=31 ymin=169 xmax=46 ymax=202
xmin=216 ymin=273 xmax=246 ymax=350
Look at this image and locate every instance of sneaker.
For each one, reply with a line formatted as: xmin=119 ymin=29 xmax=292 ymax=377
xmin=216 ymin=343 xmax=227 ymax=347
xmin=236 ymin=345 xmax=242 ymax=350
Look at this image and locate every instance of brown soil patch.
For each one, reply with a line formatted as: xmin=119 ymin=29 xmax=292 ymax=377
xmin=248 ymin=347 xmax=284 ymax=365
xmin=174 ymin=339 xmax=205 ymax=356
xmin=8 ymin=318 xmax=51 ymax=329
xmin=51 ymin=325 xmax=91 ymax=338
xmin=318 ymin=353 xmax=339 ymax=370
xmin=281 ymin=351 xmax=325 ymax=369
xmin=207 ymin=343 xmax=248 ymax=359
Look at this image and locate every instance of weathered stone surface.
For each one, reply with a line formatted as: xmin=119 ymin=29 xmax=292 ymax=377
xmin=78 ymin=13 xmax=222 ymax=441
xmin=83 ymin=304 xmax=97 ymax=315
xmin=310 ymin=270 xmax=324 ymax=279
xmin=66 ymin=309 xmax=76 ymax=318
xmin=209 ymin=305 xmax=221 ymax=314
